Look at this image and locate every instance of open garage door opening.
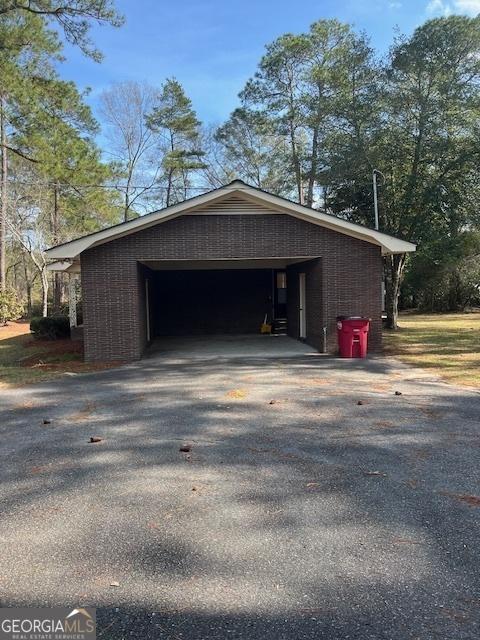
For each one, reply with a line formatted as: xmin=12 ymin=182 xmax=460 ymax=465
xmin=139 ymin=257 xmax=323 ymax=353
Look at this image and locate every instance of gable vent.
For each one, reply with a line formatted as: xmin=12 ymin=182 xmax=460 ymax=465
xmin=191 ymin=194 xmax=277 ymax=216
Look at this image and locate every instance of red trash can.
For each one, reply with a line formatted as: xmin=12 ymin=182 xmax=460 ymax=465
xmin=336 ymin=316 xmax=370 ymax=358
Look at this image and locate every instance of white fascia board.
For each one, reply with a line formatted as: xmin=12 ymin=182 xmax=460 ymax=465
xmin=45 ymin=181 xmax=416 ymax=259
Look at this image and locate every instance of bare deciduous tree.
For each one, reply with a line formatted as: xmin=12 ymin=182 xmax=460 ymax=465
xmin=100 ymin=81 xmax=160 ymax=220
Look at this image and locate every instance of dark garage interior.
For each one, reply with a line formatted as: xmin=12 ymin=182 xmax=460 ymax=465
xmin=150 ymin=269 xmax=274 ymax=336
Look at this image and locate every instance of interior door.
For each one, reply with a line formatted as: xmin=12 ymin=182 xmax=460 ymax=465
xmin=274 ymin=270 xmax=287 ymax=319
xmin=299 ymin=272 xmax=306 ymax=339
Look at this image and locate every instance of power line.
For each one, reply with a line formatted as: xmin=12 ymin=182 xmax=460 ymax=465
xmin=8 ymin=180 xmax=213 ymax=192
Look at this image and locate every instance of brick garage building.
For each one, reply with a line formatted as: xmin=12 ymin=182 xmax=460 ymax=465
xmin=46 ymin=181 xmax=415 ymax=362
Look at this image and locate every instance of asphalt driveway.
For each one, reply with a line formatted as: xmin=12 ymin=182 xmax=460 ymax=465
xmin=0 ymin=338 xmax=479 ymax=639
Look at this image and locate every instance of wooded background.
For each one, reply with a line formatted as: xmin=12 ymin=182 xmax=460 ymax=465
xmin=1 ymin=1 xmax=479 ymax=328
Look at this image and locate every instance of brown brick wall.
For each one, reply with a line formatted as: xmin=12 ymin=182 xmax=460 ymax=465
xmin=81 ymin=214 xmax=383 ymax=361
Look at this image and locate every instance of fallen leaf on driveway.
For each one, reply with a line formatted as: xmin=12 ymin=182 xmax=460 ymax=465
xmin=392 ymin=537 xmax=423 ymax=545
xmin=363 ymin=470 xmax=387 ymax=477
xmin=419 ymin=405 xmax=440 ymax=419
xmin=371 ymin=384 xmax=390 ymax=392
xmin=440 ymin=491 xmax=480 ymax=507
xmin=306 ymin=482 xmax=320 ymax=488
xmin=110 ymin=581 xmax=120 ymax=587
xmin=30 ymin=465 xmax=48 ymax=474
xmin=305 ymin=378 xmax=329 ymax=386
xmin=69 ymin=401 xmax=97 ymax=423
xmin=411 ymin=449 xmax=430 ymax=461
xmin=179 ymin=445 xmax=191 ymax=452
xmin=226 ymin=389 xmax=247 ymax=399
xmin=89 ymin=436 xmax=103 ymax=443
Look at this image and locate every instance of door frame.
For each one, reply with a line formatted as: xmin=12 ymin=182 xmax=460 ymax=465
xmin=299 ymin=272 xmax=306 ymax=339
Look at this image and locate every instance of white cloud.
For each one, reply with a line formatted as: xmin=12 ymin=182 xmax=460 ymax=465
xmin=389 ymin=1 xmax=402 ymax=8
xmin=426 ymin=0 xmax=480 ymax=15
xmin=454 ymin=0 xmax=480 ymax=14
xmin=426 ymin=0 xmax=452 ymax=15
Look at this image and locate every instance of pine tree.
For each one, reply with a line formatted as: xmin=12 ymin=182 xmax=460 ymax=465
xmin=147 ymin=79 xmax=206 ymax=206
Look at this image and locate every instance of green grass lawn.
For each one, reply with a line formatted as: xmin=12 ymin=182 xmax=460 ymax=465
xmin=384 ymin=312 xmax=480 ymax=389
xmin=0 ymin=322 xmax=116 ymax=387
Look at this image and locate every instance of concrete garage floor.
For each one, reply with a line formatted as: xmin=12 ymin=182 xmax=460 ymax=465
xmin=0 ymin=342 xmax=479 ymax=639
xmin=147 ymin=334 xmax=319 ymax=360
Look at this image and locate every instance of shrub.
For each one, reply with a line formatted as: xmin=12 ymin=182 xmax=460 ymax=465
xmin=0 ymin=289 xmax=24 ymax=325
xmin=28 ymin=303 xmax=46 ymax=319
xmin=30 ymin=316 xmax=71 ymax=340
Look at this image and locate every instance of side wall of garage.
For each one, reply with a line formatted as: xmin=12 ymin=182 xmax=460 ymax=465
xmin=287 ymin=259 xmax=324 ymax=352
xmin=81 ymin=214 xmax=383 ymax=362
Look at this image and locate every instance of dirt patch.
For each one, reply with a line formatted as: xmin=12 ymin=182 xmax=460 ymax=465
xmin=0 ymin=321 xmax=31 ymax=339
xmin=24 ymin=337 xmax=83 ymax=351
xmin=21 ymin=338 xmax=83 ymax=365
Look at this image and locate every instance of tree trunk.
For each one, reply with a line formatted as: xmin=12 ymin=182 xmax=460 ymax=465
xmin=51 ymin=184 xmax=62 ymax=314
xmin=124 ymin=160 xmax=133 ymax=222
xmin=22 ymin=253 xmax=32 ymax=316
xmin=306 ymin=125 xmax=319 ymax=208
xmin=323 ymin=186 xmax=328 ymax=213
xmin=124 ymin=189 xmax=130 ymax=223
xmin=384 ymin=253 xmax=406 ymax=329
xmin=290 ymin=130 xmax=303 ymax=204
xmin=166 ymin=168 xmax=173 ymax=207
xmin=41 ymin=268 xmax=48 ymax=317
xmin=0 ymin=97 xmax=7 ymax=292
xmin=306 ymin=87 xmax=323 ymax=209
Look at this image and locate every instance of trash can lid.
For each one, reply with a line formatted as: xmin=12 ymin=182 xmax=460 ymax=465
xmin=336 ymin=315 xmax=370 ymax=321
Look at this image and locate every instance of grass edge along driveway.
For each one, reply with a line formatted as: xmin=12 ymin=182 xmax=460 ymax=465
xmin=384 ymin=312 xmax=480 ymax=389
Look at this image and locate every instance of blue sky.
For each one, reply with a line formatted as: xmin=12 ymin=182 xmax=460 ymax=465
xmin=61 ymin=0 xmax=480 ymax=127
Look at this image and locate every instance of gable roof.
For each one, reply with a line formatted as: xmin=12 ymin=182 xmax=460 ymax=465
xmin=45 ymin=180 xmax=416 ymax=260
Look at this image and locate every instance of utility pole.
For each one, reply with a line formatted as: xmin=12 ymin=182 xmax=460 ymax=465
xmin=372 ymin=169 xmax=380 ymax=231
xmin=372 ymin=169 xmax=386 ymax=313
xmin=0 ymin=97 xmax=7 ymax=291
xmin=372 ymin=170 xmax=379 ymax=230
xmin=372 ymin=169 xmax=386 ymax=231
